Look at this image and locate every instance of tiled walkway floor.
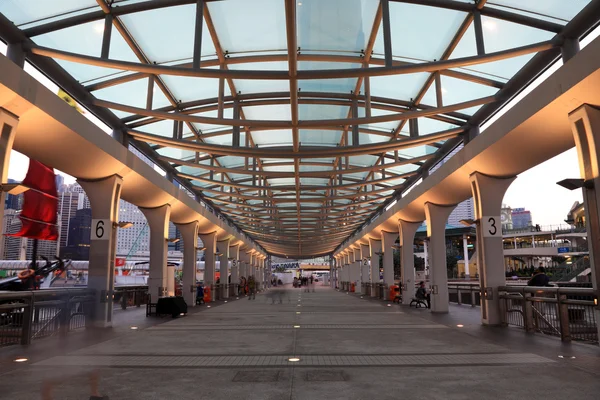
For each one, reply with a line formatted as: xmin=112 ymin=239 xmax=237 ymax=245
xmin=1 ymin=285 xmax=599 ymax=399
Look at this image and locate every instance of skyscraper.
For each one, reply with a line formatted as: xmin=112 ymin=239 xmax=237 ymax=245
xmin=63 ymin=208 xmax=92 ymax=260
xmin=58 ymin=189 xmax=88 ymax=250
xmin=116 ymin=200 xmax=149 ymax=257
xmin=511 ymin=208 xmax=533 ymax=229
xmin=2 ymin=210 xmax=26 ymax=260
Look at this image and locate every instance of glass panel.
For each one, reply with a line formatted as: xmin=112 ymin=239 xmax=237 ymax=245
xmin=243 ymin=104 xmax=291 ymax=121
xmin=156 ymin=147 xmax=196 ymax=160
xmin=53 ymin=59 xmax=127 ymax=85
xmin=449 ymin=24 xmax=538 ymax=80
xmin=0 ymin=0 xmax=98 ymax=26
xmin=191 ymin=108 xmax=233 ymax=132
xmin=349 ymin=155 xmax=378 ymax=167
xmin=395 ymin=144 xmax=437 ymax=159
xmin=359 ymin=133 xmax=388 ymax=145
xmin=386 ymin=3 xmax=467 ymax=62
xmin=299 ymin=104 xmax=349 ymax=120
xmin=440 ymin=75 xmax=498 ymax=108
xmin=230 ymin=62 xmax=289 ymax=94
xmin=120 ymin=4 xmax=216 ymax=64
xmin=489 ymin=0 xmax=590 ymax=22
xmin=298 ymin=165 xmax=334 ymax=172
xmin=208 ymin=0 xmax=286 ymax=54
xmin=251 ymin=130 xmax=293 ymax=146
xmin=263 ymin=165 xmax=294 ymax=172
xmin=360 ymin=107 xmax=402 ymax=132
xmin=161 ymin=72 xmax=229 ymax=103
xmin=217 ymin=156 xmax=245 ymax=168
xmin=386 ymin=164 xmax=419 ymax=175
xmin=296 ymin=0 xmax=378 ymax=53
xmin=369 ymin=73 xmax=429 ymax=101
xmin=481 ymin=16 xmax=555 ymax=53
xmin=299 ymin=130 xmax=342 ymax=146
xmin=137 ymin=119 xmax=174 ymax=137
xmin=34 ymin=20 xmax=103 ymax=57
xmin=95 ymin=77 xmax=149 ymax=113
xmin=417 ymin=117 xmax=460 ymax=135
xmin=204 ymin=134 xmax=233 ymax=146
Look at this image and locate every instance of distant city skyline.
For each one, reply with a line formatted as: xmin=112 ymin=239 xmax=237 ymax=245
xmin=7 ymin=146 xmax=584 ymax=229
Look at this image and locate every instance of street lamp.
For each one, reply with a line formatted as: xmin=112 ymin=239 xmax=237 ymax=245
xmin=556 ymin=178 xmax=593 ymax=190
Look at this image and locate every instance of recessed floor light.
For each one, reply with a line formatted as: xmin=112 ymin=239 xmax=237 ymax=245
xmin=224 ymin=301 xmax=228 ymax=303
xmin=558 ymin=355 xmax=565 ymax=358
xmin=207 ymin=305 xmax=211 ymax=308
xmin=293 ymin=325 xmax=300 ymax=328
xmin=296 ymin=312 xmax=301 ymax=314
xmin=456 ymin=324 xmax=464 ymax=328
xmin=236 ymin=297 xmax=239 ymax=300
xmin=14 ymin=358 xmax=28 ymax=363
xmin=130 ymin=326 xmax=138 ymax=330
xmin=297 ymin=305 xmax=301 ymax=307
xmin=180 ymin=313 xmax=185 ymax=315
xmin=387 ymin=304 xmax=391 ymax=307
xmin=288 ymin=357 xmax=300 ymax=362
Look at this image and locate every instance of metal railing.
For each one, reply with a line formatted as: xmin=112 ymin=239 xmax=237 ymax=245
xmin=499 ymin=286 xmax=598 ymax=344
xmin=447 ymin=283 xmax=480 ymax=306
xmin=0 ymin=289 xmax=95 ymax=347
xmin=113 ymin=286 xmax=148 ymax=310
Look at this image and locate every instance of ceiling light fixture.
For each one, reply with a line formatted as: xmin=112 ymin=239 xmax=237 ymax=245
xmin=14 ymin=358 xmax=28 ymax=363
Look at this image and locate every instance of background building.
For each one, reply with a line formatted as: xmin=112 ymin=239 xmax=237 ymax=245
xmin=62 ymin=208 xmax=92 ymax=260
xmin=511 ymin=207 xmax=533 ymax=229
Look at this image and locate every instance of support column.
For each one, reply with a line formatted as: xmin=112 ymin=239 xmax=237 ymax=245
xmin=353 ymin=247 xmax=361 ymax=292
xmin=381 ymin=230 xmax=398 ymax=299
xmin=424 ymin=202 xmax=456 ymax=313
xmin=360 ymin=243 xmax=370 ymax=294
xmin=140 ymin=205 xmax=171 ymax=298
xmin=78 ymin=175 xmax=122 ymax=327
xmin=217 ymin=238 xmax=230 ymax=299
xmin=230 ymin=243 xmax=240 ymax=296
xmin=399 ymin=219 xmax=422 ymax=305
xmin=198 ymin=231 xmax=217 ymax=288
xmin=369 ymin=238 xmax=382 ymax=297
xmin=569 ymin=105 xmax=600 ymax=340
xmin=470 ymin=172 xmax=516 ymax=324
xmin=175 ymin=221 xmax=199 ymax=306
xmin=463 ymin=234 xmax=470 ymax=279
xmin=0 ymin=109 xmax=18 ymax=241
xmin=239 ymin=250 xmax=249 ymax=280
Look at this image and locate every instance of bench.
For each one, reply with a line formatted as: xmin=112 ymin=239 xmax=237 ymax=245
xmin=409 ymin=297 xmax=428 ymax=308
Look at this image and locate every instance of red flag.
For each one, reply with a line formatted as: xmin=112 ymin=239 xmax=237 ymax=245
xmin=7 ymin=160 xmax=59 ymax=241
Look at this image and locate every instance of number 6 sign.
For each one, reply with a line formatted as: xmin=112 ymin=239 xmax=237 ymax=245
xmin=482 ymin=216 xmax=501 ymax=237
xmin=91 ymin=219 xmax=110 ymax=240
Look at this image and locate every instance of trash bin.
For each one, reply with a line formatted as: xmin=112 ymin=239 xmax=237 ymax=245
xmin=203 ymin=286 xmax=211 ymax=303
xmin=389 ymin=285 xmax=400 ymax=302
xmin=350 ymin=282 xmax=356 ymax=292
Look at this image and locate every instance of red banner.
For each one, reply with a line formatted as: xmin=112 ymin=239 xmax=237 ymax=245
xmin=7 ymin=160 xmax=59 ymax=241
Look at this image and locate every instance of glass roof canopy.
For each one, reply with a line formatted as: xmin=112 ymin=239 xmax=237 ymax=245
xmin=0 ymin=0 xmax=596 ymax=257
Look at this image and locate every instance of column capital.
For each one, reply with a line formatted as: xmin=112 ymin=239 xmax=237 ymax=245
xmin=469 ymin=172 xmax=516 ymax=218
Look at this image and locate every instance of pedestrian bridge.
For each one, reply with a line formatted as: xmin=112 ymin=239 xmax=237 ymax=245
xmin=1 ymin=286 xmax=599 ymax=399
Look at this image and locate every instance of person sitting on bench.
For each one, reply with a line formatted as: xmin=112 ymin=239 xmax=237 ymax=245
xmin=415 ymin=281 xmax=430 ymax=309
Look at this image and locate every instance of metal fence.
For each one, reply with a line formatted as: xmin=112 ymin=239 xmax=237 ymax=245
xmin=113 ymin=286 xmax=148 ymax=310
xmin=448 ymin=284 xmax=480 ymax=306
xmin=499 ymin=286 xmax=598 ymax=344
xmin=0 ymin=289 xmax=95 ymax=347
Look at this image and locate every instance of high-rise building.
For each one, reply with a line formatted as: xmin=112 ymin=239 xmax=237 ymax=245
xmin=58 ymin=189 xmax=88 ymax=250
xmin=501 ymin=205 xmax=513 ymax=230
xmin=447 ymin=198 xmax=475 ymax=227
xmin=55 ymin=174 xmax=65 ymax=193
xmin=26 ymin=238 xmax=58 ymax=260
xmin=63 ymin=208 xmax=92 ymax=260
xmin=4 ymin=178 xmax=22 ymax=210
xmin=511 ymin=208 xmax=533 ymax=229
xmin=2 ymin=210 xmax=26 ymax=260
xmin=116 ymin=200 xmax=149 ymax=257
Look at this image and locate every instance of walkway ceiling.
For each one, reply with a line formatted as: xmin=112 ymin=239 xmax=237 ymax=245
xmin=0 ymin=0 xmax=597 ymax=257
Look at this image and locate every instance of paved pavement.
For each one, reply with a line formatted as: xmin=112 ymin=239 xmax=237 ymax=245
xmin=1 ymin=285 xmax=599 ymax=399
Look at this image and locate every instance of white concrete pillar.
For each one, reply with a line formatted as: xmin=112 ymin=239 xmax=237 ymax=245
xmin=0 ymin=110 xmax=18 ymax=242
xmin=239 ymin=250 xmax=249 ymax=279
xmin=369 ymin=238 xmax=382 ymax=297
xmin=399 ymin=219 xmax=422 ymax=305
xmin=140 ymin=204 xmax=171 ymax=299
xmin=175 ymin=221 xmax=199 ymax=306
xmin=353 ymin=247 xmax=361 ymax=291
xmin=360 ymin=243 xmax=370 ymax=294
xmin=217 ymin=238 xmax=230 ymax=298
xmin=229 ymin=243 xmax=240 ymax=295
xmin=463 ymin=234 xmax=470 ymax=278
xmin=470 ymin=172 xmax=516 ymax=325
xmin=424 ymin=202 xmax=456 ymax=313
xmin=198 ymin=231 xmax=217 ymax=287
xmin=381 ymin=230 xmax=398 ymax=292
xmin=78 ymin=175 xmax=122 ymax=327
xmin=423 ymin=239 xmax=429 ymax=271
xmin=569 ymin=104 xmax=600 ymax=340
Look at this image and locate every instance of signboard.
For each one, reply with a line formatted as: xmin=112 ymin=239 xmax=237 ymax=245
xmin=558 ymin=247 xmax=570 ymax=254
xmin=91 ymin=219 xmax=110 ymax=240
xmin=271 ymin=262 xmax=300 ymax=269
xmin=232 ymin=259 xmax=238 ymax=267
xmin=362 ymin=258 xmax=369 ymax=266
xmin=482 ymin=216 xmax=501 ymax=237
xmin=115 ymin=258 xmax=126 ymax=267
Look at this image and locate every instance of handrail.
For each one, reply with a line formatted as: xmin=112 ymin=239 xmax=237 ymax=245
xmin=498 ymin=285 xmax=597 ymax=297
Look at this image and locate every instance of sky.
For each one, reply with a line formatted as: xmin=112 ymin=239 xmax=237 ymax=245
xmin=7 ymin=146 xmax=583 ymax=228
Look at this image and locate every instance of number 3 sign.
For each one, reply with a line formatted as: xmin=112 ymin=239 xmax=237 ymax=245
xmin=482 ymin=216 xmax=501 ymax=237
xmin=91 ymin=219 xmax=110 ymax=240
